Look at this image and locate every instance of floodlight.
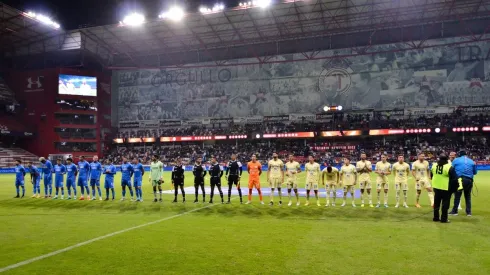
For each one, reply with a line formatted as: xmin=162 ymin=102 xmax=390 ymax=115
xmin=323 ymin=106 xmax=330 ymax=112
xmin=159 ymin=6 xmax=185 ymax=21
xmin=25 ymin=11 xmax=60 ymax=29
xmin=435 ymin=128 xmax=441 ymax=133
xmin=122 ymin=13 xmax=145 ymax=26
xmin=337 ymin=105 xmax=343 ymax=111
xmin=255 ymin=0 xmax=272 ymax=7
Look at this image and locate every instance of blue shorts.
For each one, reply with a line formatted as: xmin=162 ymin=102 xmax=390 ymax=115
xmin=90 ymin=179 xmax=100 ymax=187
xmin=34 ymin=178 xmax=41 ymax=188
xmin=43 ymin=177 xmax=52 ymax=186
xmin=121 ymin=179 xmax=131 ymax=187
xmin=55 ymin=178 xmax=64 ymax=188
xmin=77 ymin=177 xmax=88 ymax=187
xmin=66 ymin=178 xmax=76 ymax=188
xmin=104 ymin=181 xmax=114 ymax=189
xmin=133 ymin=179 xmax=142 ymax=188
xmin=15 ymin=180 xmax=24 ymax=187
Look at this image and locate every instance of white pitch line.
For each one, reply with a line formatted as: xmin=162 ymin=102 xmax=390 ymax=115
xmin=0 ymin=203 xmax=218 ymax=273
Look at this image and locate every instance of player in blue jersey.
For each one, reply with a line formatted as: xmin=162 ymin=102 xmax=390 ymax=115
xmin=103 ymin=159 xmax=117 ymax=200
xmin=14 ymin=160 xmax=26 ymax=198
xmin=120 ymin=156 xmax=135 ymax=201
xmin=65 ymin=158 xmax=78 ymax=199
xmin=89 ymin=156 xmax=103 ymax=200
xmin=77 ymin=156 xmax=91 ymax=200
xmin=53 ymin=159 xmax=66 ymax=199
xmin=39 ymin=157 xmax=54 ymax=198
xmin=132 ymin=157 xmax=145 ymax=202
xmin=27 ymin=161 xmax=41 ymax=198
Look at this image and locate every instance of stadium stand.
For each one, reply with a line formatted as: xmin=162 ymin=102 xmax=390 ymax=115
xmin=0 ymin=143 xmax=38 ymax=168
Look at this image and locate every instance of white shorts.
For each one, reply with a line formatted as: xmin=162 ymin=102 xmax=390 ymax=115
xmin=286 ymin=179 xmax=298 ymax=190
xmin=395 ymin=182 xmax=408 ymax=191
xmin=343 ymin=185 xmax=355 ymax=193
xmin=269 ymin=178 xmax=282 ymax=189
xmin=306 ymin=182 xmax=319 ymax=191
xmin=416 ymin=179 xmax=431 ymax=190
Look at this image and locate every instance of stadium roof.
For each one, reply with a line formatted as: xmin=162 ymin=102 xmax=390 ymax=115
xmin=2 ymin=0 xmax=490 ymax=70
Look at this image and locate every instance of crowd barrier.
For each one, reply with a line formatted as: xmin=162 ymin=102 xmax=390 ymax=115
xmin=1 ymin=164 xmax=490 ymax=174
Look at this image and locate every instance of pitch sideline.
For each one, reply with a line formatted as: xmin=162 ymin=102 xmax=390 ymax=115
xmin=0 ymin=202 xmax=221 ymax=273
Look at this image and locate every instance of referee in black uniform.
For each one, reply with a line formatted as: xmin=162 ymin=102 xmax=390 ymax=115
xmin=208 ymin=156 xmax=224 ymax=204
xmin=193 ymin=157 xmax=207 ymax=203
xmin=226 ymin=154 xmax=243 ymax=204
xmin=172 ymin=158 xmax=186 ymax=203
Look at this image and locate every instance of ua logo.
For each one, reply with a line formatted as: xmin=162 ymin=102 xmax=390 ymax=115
xmin=27 ymin=77 xmax=43 ymax=89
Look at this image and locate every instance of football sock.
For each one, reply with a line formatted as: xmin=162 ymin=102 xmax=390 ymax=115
xmin=16 ymin=186 xmax=19 ymax=196
xmin=403 ymin=191 xmax=408 ymax=202
xmin=21 ymin=186 xmax=25 ymax=197
xmin=237 ymin=187 xmax=242 ymax=201
xmin=258 ymin=189 xmax=263 ymax=201
xmin=428 ymin=192 xmax=434 ymax=205
xmin=396 ymin=191 xmax=400 ymax=203
xmin=128 ymin=187 xmax=134 ymax=197
xmin=111 ymin=188 xmax=115 ymax=199
xmin=278 ymin=188 xmax=282 ymax=201
xmin=106 ymin=188 xmax=109 ymax=198
xmin=248 ymin=189 xmax=252 ymax=201
xmin=270 ymin=189 xmax=274 ymax=202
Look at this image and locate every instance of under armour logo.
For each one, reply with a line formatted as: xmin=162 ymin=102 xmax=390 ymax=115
xmin=27 ymin=77 xmax=43 ymax=89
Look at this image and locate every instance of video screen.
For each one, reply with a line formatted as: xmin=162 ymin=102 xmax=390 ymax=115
xmin=58 ymin=74 xmax=97 ymax=97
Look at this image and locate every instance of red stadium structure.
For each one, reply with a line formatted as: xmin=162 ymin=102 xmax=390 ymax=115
xmin=1 ymin=0 xmax=490 ymax=164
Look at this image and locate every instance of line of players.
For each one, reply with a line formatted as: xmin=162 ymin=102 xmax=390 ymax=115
xmin=13 ymin=156 xmax=146 ymax=201
xmin=257 ymin=153 xmax=438 ymax=208
xmin=12 ymin=152 xmax=444 ymax=208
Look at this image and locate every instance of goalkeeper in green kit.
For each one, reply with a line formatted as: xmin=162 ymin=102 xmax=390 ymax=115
xmin=149 ymin=155 xmax=164 ymax=202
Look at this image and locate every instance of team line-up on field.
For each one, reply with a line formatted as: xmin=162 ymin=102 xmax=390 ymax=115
xmin=11 ymin=151 xmax=443 ymax=209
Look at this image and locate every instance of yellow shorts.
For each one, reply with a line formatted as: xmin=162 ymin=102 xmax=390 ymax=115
xmin=416 ymin=179 xmax=431 ymax=190
xmin=286 ymin=178 xmax=298 ymax=189
xmin=269 ymin=178 xmax=282 ymax=189
xmin=325 ymin=181 xmax=337 ymax=188
xmin=395 ymin=182 xmax=408 ymax=191
xmin=359 ymin=178 xmax=372 ymax=189
xmin=376 ymin=180 xmax=389 ymax=190
xmin=343 ymin=185 xmax=355 ymax=192
xmin=305 ymin=182 xmax=319 ymax=191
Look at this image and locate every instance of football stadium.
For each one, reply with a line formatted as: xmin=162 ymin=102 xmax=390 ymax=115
xmin=1 ymin=0 xmax=490 ymax=274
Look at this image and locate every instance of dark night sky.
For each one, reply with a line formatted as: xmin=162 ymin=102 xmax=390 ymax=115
xmin=3 ymin=0 xmax=242 ymax=29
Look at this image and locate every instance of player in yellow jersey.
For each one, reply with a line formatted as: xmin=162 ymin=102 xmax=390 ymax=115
xmin=340 ymin=157 xmax=357 ymax=207
xmin=322 ymin=165 xmax=339 ymax=207
xmin=304 ymin=156 xmax=321 ymax=206
xmin=285 ymin=155 xmax=301 ymax=206
xmin=412 ymin=153 xmax=434 ymax=208
xmin=375 ymin=154 xmax=391 ymax=207
xmin=392 ymin=155 xmax=410 ymax=208
xmin=356 ymin=153 xmax=373 ymax=207
xmin=267 ymin=153 xmax=284 ymax=206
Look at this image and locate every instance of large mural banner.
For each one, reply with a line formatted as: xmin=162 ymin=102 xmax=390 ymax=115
xmin=116 ymin=35 xmax=490 ymax=121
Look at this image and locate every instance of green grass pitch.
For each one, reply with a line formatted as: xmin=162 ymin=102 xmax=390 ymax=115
xmin=0 ymin=172 xmax=489 ymax=275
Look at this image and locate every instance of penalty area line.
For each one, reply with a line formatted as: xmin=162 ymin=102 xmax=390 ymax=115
xmin=0 ymin=203 xmax=219 ymax=273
